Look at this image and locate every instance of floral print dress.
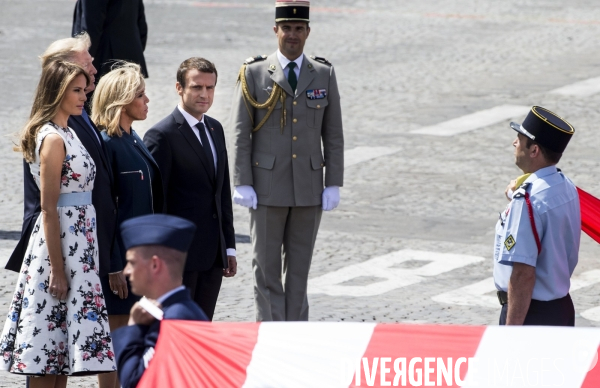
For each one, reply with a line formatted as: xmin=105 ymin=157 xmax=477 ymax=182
xmin=0 ymin=122 xmax=115 ymax=375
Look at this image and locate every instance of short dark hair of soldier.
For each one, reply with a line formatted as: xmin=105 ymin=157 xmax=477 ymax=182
xmin=524 ymin=138 xmax=562 ymax=165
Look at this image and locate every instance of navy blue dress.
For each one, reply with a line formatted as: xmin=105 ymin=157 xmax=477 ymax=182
xmin=101 ymin=128 xmax=163 ymax=314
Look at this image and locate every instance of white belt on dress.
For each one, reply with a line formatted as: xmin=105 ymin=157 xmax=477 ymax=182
xmin=57 ymin=192 xmax=92 ymax=207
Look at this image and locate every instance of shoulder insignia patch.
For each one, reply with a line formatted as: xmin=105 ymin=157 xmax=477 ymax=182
xmin=504 ymin=235 xmax=516 ymax=251
xmin=512 ymin=187 xmax=526 ymax=199
xmin=245 ymin=55 xmax=267 ymax=65
xmin=310 ymin=55 xmax=332 ymax=66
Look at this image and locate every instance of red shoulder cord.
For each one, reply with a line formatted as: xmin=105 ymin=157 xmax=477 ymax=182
xmin=524 ymin=192 xmax=542 ymax=255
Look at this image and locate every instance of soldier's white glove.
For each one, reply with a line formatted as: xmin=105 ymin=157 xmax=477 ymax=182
xmin=233 ymin=185 xmax=257 ymax=210
xmin=322 ymin=186 xmax=340 ymax=211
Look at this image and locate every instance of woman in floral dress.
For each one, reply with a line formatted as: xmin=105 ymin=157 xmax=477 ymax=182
xmin=0 ymin=61 xmax=115 ymax=387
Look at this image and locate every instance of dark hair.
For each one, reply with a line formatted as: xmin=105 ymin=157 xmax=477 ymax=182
xmin=525 ymin=138 xmax=562 ymax=164
xmin=20 ymin=61 xmax=90 ymax=162
xmin=176 ymin=57 xmax=218 ymax=88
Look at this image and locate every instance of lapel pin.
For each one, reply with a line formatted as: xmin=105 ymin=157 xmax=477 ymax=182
xmin=308 ymin=64 xmax=313 ymax=69
xmin=269 ymin=64 xmax=276 ymax=71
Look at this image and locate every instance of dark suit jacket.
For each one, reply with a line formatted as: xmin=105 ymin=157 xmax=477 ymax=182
xmin=102 ymin=129 xmax=164 ymax=272
xmin=72 ymin=0 xmax=148 ymax=78
xmin=112 ymin=288 xmax=208 ymax=388
xmin=144 ymin=108 xmax=235 ymax=272
xmin=5 ymin=116 xmax=118 ymax=277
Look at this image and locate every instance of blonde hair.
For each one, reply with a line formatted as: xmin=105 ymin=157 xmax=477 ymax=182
xmin=40 ymin=32 xmax=92 ymax=68
xmin=19 ymin=61 xmax=90 ymax=162
xmin=92 ymin=62 xmax=145 ymax=137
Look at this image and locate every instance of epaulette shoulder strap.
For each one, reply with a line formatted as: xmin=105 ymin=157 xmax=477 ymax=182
xmin=513 ymin=182 xmax=542 ymax=255
xmin=310 ymin=55 xmax=332 ymax=66
xmin=244 ymin=55 xmax=267 ymax=65
xmin=512 ymin=182 xmax=531 ymax=199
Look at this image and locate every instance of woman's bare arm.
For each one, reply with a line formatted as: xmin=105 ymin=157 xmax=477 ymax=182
xmin=39 ymin=133 xmax=68 ymax=300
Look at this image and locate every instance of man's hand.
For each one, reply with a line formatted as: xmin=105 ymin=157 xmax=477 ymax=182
xmin=506 ymin=262 xmax=536 ymax=325
xmin=322 ymin=186 xmax=340 ymax=211
xmin=128 ymin=300 xmax=162 ymax=326
xmin=223 ymin=255 xmax=237 ymax=277
xmin=233 ymin=185 xmax=257 ymax=209
xmin=505 ymin=179 xmax=517 ymax=201
xmin=109 ymin=271 xmax=129 ymax=299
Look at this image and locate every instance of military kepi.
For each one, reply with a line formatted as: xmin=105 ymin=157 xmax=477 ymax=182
xmin=120 ymin=214 xmax=197 ymax=252
xmin=510 ymin=106 xmax=574 ymax=153
xmin=275 ymin=0 xmax=310 ymax=23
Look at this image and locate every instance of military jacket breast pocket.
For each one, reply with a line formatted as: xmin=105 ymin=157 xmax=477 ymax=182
xmin=251 ymin=152 xmax=276 ymax=196
xmin=306 ymin=98 xmax=329 ymax=129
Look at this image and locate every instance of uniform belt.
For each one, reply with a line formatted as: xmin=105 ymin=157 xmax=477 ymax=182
xmin=497 ymin=291 xmax=571 ymax=307
xmin=497 ymin=291 xmax=508 ymax=306
xmin=57 ymin=192 xmax=92 ymax=207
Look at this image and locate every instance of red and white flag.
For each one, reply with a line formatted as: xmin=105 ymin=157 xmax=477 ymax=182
xmin=138 ymin=321 xmax=600 ymax=387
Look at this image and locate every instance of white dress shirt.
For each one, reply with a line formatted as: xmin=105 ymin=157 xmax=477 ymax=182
xmin=176 ymin=105 xmax=236 ymax=257
xmin=277 ymin=50 xmax=303 ymax=83
xmin=177 ymin=104 xmax=217 ymax=170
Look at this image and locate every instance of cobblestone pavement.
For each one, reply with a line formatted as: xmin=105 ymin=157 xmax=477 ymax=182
xmin=2 ymin=0 xmax=600 ymax=385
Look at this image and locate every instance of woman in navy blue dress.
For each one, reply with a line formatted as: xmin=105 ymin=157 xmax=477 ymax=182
xmin=91 ymin=62 xmax=163 ymax=388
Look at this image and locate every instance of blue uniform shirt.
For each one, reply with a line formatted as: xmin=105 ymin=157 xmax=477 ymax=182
xmin=493 ymin=166 xmax=581 ymax=301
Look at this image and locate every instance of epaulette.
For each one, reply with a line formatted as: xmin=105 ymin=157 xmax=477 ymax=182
xmin=310 ymin=55 xmax=332 ymax=66
xmin=513 ymin=182 xmax=531 ymax=199
xmin=244 ymin=55 xmax=267 ymax=65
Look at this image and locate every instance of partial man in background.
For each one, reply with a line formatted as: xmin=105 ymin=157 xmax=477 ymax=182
xmin=144 ymin=58 xmax=237 ymax=320
xmin=231 ymin=0 xmax=344 ymax=321
xmin=72 ymin=0 xmax=149 ymax=80
xmin=494 ymin=106 xmax=580 ymax=326
xmin=113 ymin=214 xmax=208 ymax=388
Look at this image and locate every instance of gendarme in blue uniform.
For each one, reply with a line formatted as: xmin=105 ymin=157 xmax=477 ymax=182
xmin=494 ymin=166 xmax=580 ymax=301
xmin=494 ymin=105 xmax=579 ymax=326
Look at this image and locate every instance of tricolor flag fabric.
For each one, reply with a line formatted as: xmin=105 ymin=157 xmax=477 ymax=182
xmin=578 ymin=187 xmax=600 ymax=244
xmin=138 ymin=321 xmax=600 ymax=387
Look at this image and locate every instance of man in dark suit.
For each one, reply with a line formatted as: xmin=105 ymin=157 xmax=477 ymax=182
xmin=144 ymin=57 xmax=236 ymax=320
xmin=72 ymin=0 xmax=149 ymax=79
xmin=5 ymin=33 xmax=118 ymax=287
xmin=112 ymin=214 xmax=208 ymax=388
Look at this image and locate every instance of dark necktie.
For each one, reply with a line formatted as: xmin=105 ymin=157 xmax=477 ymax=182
xmin=196 ymin=122 xmax=215 ymax=179
xmin=287 ymin=62 xmax=297 ymax=92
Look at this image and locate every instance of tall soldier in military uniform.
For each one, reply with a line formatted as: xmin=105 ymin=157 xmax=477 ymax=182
xmin=494 ymin=106 xmax=580 ymax=326
xmin=231 ymin=0 xmax=344 ymax=321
